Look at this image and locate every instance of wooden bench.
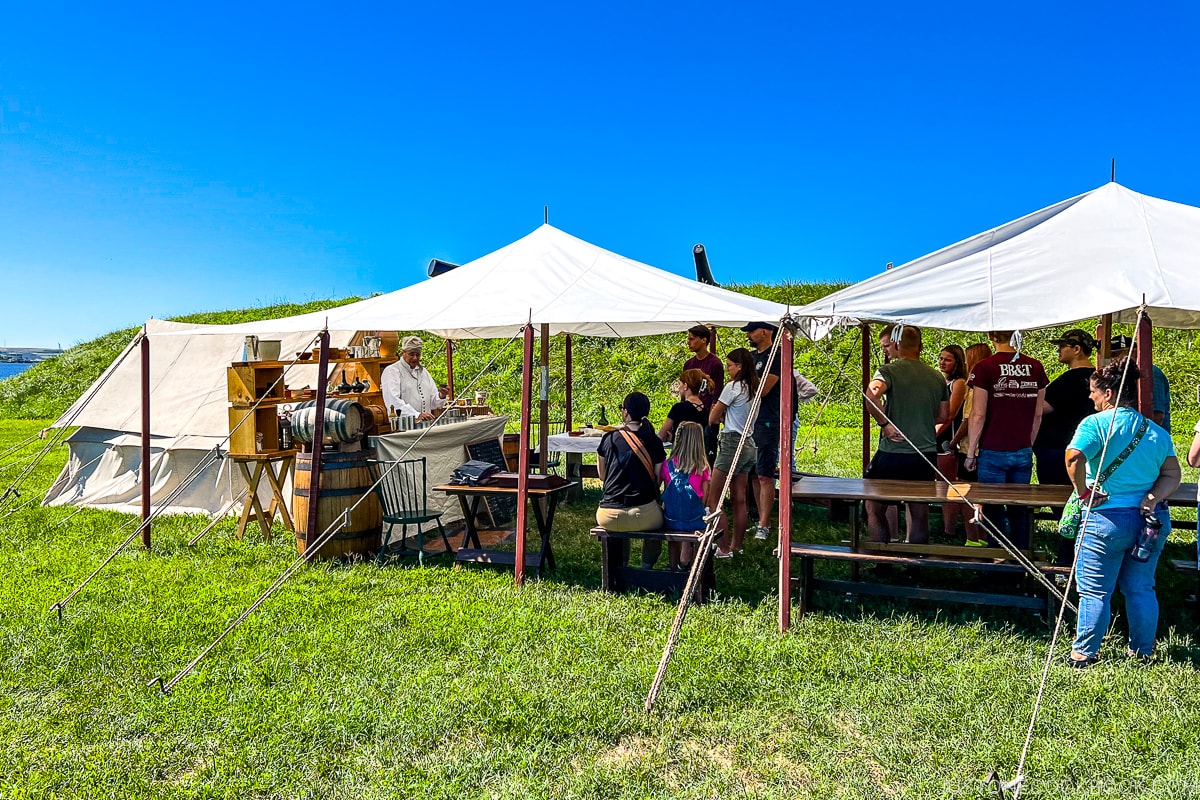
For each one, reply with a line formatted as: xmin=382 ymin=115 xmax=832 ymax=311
xmin=1170 ymin=559 xmax=1199 ymax=603
xmin=590 ymin=527 xmax=715 ymax=603
xmin=788 ymin=543 xmax=1070 ymax=619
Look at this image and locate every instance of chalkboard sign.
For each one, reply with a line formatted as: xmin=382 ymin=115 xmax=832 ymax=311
xmin=465 ymin=437 xmax=516 ymax=526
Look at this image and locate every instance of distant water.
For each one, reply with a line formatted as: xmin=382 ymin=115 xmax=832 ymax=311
xmin=0 ymin=363 xmax=32 ymax=380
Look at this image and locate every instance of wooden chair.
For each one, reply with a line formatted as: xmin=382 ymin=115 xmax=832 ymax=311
xmin=369 ymin=458 xmax=451 ymax=565
xmin=528 ymin=420 xmax=568 ymax=474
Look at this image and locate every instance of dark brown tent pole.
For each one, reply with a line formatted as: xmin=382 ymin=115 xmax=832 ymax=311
xmin=539 ymin=324 xmax=550 ymax=473
xmin=1135 ymin=312 xmax=1154 ymax=418
xmin=564 ymin=334 xmax=573 ymax=432
xmin=140 ymin=332 xmax=151 ymax=548
xmin=306 ymin=331 xmax=330 ymax=547
xmin=515 ymin=323 xmax=534 ymax=586
xmin=860 ymin=323 xmax=871 ymax=475
xmin=777 ymin=326 xmax=794 ymax=633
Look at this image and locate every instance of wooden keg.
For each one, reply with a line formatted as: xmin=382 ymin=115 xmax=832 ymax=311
xmin=291 ymin=399 xmax=365 ymax=445
xmin=293 ymin=448 xmax=382 ymax=560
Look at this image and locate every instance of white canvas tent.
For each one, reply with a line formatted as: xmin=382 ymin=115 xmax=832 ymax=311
xmin=790 ymin=182 xmax=1200 ymax=337
xmin=45 ymin=224 xmax=789 ymax=515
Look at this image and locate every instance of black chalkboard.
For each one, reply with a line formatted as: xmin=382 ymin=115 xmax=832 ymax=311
xmin=465 ymin=437 xmax=516 ymax=526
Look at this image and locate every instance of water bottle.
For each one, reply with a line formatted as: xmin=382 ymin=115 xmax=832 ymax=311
xmin=1130 ymin=512 xmax=1163 ymax=563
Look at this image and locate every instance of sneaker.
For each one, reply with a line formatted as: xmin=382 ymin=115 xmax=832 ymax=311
xmin=754 ymin=525 xmax=770 ymax=541
xmin=714 ymin=549 xmax=734 ymax=559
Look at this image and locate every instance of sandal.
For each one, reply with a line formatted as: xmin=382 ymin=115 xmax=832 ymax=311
xmin=1065 ymin=653 xmax=1099 ymax=670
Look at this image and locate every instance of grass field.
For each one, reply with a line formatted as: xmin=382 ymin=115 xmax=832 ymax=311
xmin=3 ymin=419 xmax=1200 ymax=799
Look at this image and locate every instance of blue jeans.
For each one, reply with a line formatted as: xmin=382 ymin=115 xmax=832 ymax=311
xmin=977 ymin=448 xmax=1033 ymax=549
xmin=1073 ymin=505 xmax=1169 ymax=658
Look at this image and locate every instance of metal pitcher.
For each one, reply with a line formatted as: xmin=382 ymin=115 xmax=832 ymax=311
xmin=244 ymin=335 xmax=261 ymax=361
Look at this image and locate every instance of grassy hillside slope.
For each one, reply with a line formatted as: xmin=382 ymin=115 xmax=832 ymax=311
xmin=3 ymin=283 xmax=1198 ymax=433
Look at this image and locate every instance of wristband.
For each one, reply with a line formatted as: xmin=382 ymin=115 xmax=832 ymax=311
xmin=1078 ymin=487 xmax=1092 ymax=502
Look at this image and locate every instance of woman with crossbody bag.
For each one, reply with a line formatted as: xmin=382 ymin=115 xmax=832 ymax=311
xmin=1063 ymin=359 xmax=1180 ymax=668
xmin=596 ymin=392 xmax=667 ymax=567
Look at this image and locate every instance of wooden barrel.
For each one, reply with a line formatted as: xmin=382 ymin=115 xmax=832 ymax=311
xmin=293 ymin=449 xmax=382 ymax=560
xmin=291 ymin=399 xmax=365 ymax=445
xmin=361 ymin=403 xmax=389 ymax=436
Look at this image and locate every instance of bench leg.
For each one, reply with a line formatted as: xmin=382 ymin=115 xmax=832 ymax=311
xmin=797 ymin=556 xmax=814 ymax=619
xmin=599 ymin=536 xmax=621 ymax=593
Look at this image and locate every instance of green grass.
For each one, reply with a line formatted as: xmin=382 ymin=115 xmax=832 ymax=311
xmin=2 ymin=420 xmax=1200 ymax=799
xmin=4 ymin=286 xmax=1200 ymax=797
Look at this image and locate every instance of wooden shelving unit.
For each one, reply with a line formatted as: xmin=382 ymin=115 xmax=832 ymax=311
xmin=227 ymin=356 xmax=399 ymax=454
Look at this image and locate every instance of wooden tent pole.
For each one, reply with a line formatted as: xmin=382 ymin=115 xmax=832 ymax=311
xmin=778 ymin=327 xmax=794 ymax=633
xmin=860 ymin=323 xmax=871 ymax=475
xmin=515 ymin=324 xmax=535 ymax=586
xmin=539 ymin=324 xmax=550 ymax=473
xmin=1135 ymin=314 xmax=1154 ymax=418
xmin=306 ymin=331 xmax=330 ymax=547
xmin=444 ymin=339 xmax=455 ymax=400
xmin=564 ymin=335 xmax=573 ymax=433
xmin=140 ymin=332 xmax=152 ymax=549
xmin=1098 ymin=314 xmax=1113 ymax=364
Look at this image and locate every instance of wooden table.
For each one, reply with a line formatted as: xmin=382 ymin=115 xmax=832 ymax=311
xmin=434 ymin=481 xmax=577 ymax=576
xmin=785 ymin=476 xmax=1198 ymax=618
xmin=791 ymin=477 xmax=1072 ymax=559
xmin=231 ymin=450 xmax=296 ymax=540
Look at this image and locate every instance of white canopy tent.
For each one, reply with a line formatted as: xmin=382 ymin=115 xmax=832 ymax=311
xmin=790 ymin=182 xmax=1200 ymax=337
xmin=45 ymin=224 xmax=789 ymax=516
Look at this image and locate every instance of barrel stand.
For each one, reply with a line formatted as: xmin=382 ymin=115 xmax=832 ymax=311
xmin=232 ymin=450 xmax=296 ymax=540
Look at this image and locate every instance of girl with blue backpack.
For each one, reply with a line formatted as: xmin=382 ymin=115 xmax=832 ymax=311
xmin=659 ymin=421 xmax=711 ymax=571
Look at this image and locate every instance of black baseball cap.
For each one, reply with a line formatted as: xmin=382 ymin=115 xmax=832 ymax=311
xmin=1110 ymin=334 xmax=1134 ymax=352
xmin=1049 ymin=329 xmax=1097 ymax=352
xmin=741 ymin=321 xmax=778 ymax=334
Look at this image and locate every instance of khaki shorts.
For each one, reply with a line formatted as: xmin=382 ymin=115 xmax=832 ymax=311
xmin=596 ymin=500 xmax=664 ymax=532
xmin=713 ymin=431 xmax=756 ymax=475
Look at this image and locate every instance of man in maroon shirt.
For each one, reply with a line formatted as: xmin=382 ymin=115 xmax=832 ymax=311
xmin=964 ymin=331 xmax=1048 ymax=549
xmin=684 ymin=324 xmax=724 ymax=463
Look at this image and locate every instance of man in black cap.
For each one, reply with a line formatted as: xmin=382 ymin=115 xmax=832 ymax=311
xmin=1034 ymin=329 xmax=1097 ymax=486
xmin=741 ymin=321 xmax=788 ymax=541
xmin=1110 ymin=335 xmax=1171 ymax=432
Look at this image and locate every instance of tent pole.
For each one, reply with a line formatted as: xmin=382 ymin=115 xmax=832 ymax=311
xmin=539 ymin=324 xmax=550 ymax=474
xmin=564 ymin=335 xmax=573 ymax=433
xmin=1098 ymin=314 xmax=1113 ymax=364
xmin=444 ymin=340 xmax=455 ymax=401
xmin=1135 ymin=314 xmax=1154 ymax=418
xmin=860 ymin=323 xmax=871 ymax=475
xmin=140 ymin=332 xmax=151 ymax=549
xmin=306 ymin=331 xmax=330 ymax=549
xmin=515 ymin=324 xmax=534 ymax=586
xmin=778 ymin=326 xmax=794 ymax=633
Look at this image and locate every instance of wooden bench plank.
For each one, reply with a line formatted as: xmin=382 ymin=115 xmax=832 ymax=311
xmin=809 ymin=577 xmax=1048 ymax=610
xmin=1170 ymin=559 xmax=1199 ymax=575
xmin=590 ymin=527 xmax=703 ymax=543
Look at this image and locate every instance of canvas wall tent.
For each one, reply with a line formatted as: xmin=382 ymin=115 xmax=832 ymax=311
xmin=790 ymin=182 xmax=1200 ymax=338
xmin=45 ymin=224 xmax=789 ymax=516
xmin=773 ymin=181 xmax=1200 ymax=632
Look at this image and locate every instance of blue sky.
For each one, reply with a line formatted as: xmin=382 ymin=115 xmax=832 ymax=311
xmin=2 ymin=1 xmax=1198 ymax=347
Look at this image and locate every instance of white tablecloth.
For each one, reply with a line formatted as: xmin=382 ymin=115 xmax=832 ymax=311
xmin=546 ymin=431 xmax=606 ymax=454
xmin=370 ymin=415 xmax=508 ymax=523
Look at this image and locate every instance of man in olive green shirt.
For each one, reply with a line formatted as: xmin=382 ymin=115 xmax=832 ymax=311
xmin=864 ymin=325 xmax=950 ymax=543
